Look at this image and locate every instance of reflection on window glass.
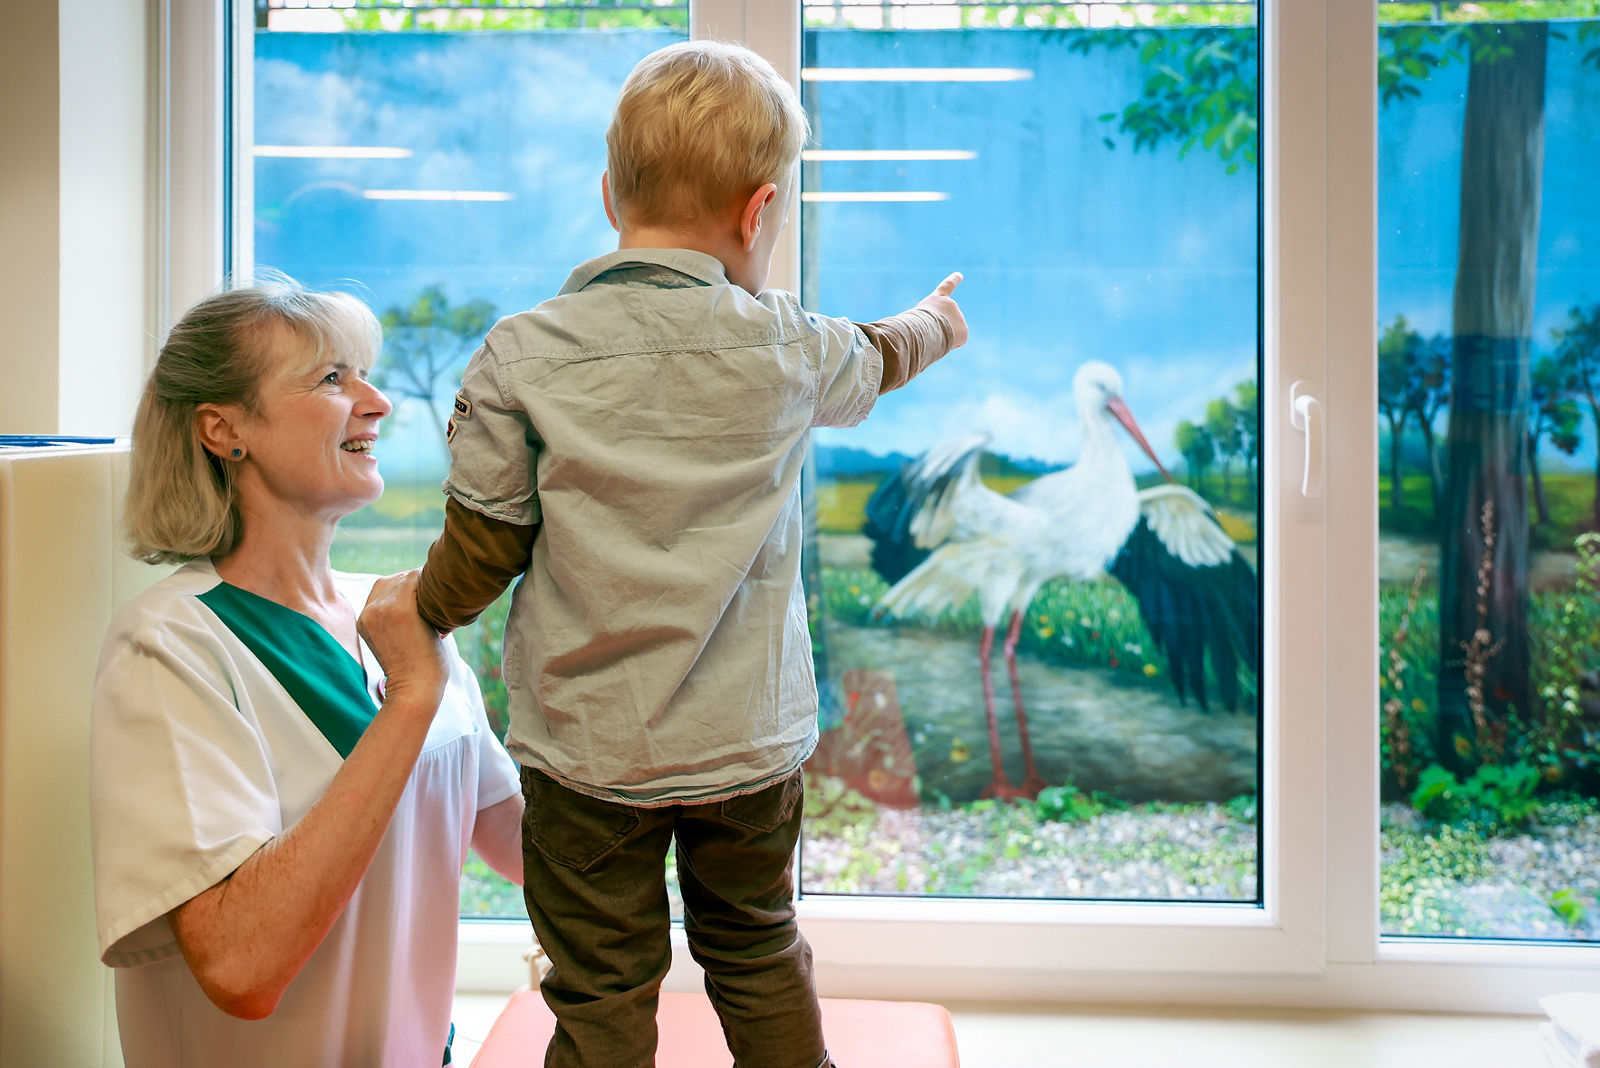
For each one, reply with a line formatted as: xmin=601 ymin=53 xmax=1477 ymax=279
xmin=1376 ymin=3 xmax=1600 ymax=941
xmin=798 ymin=3 xmax=1262 ymax=902
xmin=250 ymin=1 xmax=688 ymax=918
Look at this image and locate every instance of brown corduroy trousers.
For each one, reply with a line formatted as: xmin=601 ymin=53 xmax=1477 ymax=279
xmin=520 ymin=766 xmax=833 ymax=1068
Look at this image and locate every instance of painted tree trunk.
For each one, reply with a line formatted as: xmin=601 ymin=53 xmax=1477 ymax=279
xmin=1387 ymin=413 xmax=1407 ymax=511
xmin=1530 ymin=433 xmax=1550 ymax=525
xmin=1436 ymin=25 xmax=1546 ymax=772
xmin=1593 ymin=445 xmax=1600 ymax=530
xmin=1590 ymin=396 xmax=1600 ymax=530
xmin=1420 ymin=420 xmax=1442 ymax=516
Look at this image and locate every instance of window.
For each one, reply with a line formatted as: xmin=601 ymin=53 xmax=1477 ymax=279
xmin=797 ymin=6 xmax=1263 ymax=906
xmin=1375 ymin=5 xmax=1600 ymax=944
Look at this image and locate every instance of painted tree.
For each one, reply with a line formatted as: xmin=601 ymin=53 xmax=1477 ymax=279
xmin=1204 ymin=396 xmax=1242 ymax=498
xmin=1429 ymin=23 xmax=1546 ymax=770
xmin=1174 ymin=419 xmax=1216 ymax=489
xmin=375 ymin=285 xmax=497 ymax=448
xmin=1527 ymin=354 xmax=1582 ymax=526
xmin=1378 ymin=316 xmax=1423 ymax=511
xmin=1404 ymin=332 xmax=1451 ymax=516
xmin=1233 ymin=379 xmax=1260 ymax=492
xmin=1553 ymin=303 xmax=1600 ymax=525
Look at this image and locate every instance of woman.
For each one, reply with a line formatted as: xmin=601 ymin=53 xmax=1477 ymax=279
xmin=89 ymin=276 xmax=523 ymax=1067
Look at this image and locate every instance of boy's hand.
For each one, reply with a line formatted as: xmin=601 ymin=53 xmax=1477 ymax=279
xmin=917 ymin=272 xmax=968 ymax=350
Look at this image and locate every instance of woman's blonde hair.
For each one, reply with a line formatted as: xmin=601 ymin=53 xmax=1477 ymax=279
xmin=125 ymin=274 xmax=382 ymax=565
xmin=606 ymin=40 xmax=810 ymax=228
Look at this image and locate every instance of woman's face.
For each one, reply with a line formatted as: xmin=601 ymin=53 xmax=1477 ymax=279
xmin=235 ymin=324 xmax=393 ymax=525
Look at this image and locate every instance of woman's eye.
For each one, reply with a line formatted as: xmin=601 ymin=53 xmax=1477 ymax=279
xmin=322 ymin=370 xmax=341 ymax=385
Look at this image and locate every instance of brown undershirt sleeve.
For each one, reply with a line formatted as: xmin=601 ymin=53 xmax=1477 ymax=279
xmin=416 ymin=497 xmax=538 ymax=633
xmin=854 ymin=307 xmax=958 ymax=394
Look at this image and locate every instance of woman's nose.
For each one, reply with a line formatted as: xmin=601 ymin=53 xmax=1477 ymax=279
xmin=360 ymin=376 xmax=394 ymax=418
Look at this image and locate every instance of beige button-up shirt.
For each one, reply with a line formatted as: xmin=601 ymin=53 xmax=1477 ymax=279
xmin=443 ymin=248 xmax=885 ymax=804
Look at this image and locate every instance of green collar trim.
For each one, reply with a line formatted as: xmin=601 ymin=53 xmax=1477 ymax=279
xmin=197 ymin=581 xmax=378 ymax=758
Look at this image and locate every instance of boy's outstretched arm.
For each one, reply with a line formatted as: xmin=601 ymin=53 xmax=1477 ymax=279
xmin=415 ymin=498 xmax=538 ymax=633
xmin=855 ymin=272 xmax=968 ymax=394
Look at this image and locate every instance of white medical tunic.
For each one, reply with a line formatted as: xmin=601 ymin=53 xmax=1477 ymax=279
xmin=90 ymin=559 xmax=521 ymax=1068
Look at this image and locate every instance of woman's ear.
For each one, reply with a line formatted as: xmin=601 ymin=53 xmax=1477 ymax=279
xmin=195 ymin=404 xmax=245 ymax=461
xmin=740 ymin=183 xmax=778 ymax=252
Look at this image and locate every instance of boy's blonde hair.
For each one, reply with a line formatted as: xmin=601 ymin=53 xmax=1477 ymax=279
xmin=125 ymin=274 xmax=381 ymax=565
xmin=606 ymin=40 xmax=810 ymax=228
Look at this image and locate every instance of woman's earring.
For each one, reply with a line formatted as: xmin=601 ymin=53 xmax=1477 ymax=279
xmin=231 ymin=448 xmax=244 ymax=460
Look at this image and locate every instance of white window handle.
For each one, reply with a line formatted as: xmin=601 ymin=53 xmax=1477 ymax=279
xmin=1289 ymin=381 xmax=1323 ymax=499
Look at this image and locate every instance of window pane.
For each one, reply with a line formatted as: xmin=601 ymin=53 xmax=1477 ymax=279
xmin=798 ymin=3 xmax=1262 ymax=902
xmin=248 ymin=2 xmax=688 ymax=919
xmin=1376 ymin=3 xmax=1600 ymax=941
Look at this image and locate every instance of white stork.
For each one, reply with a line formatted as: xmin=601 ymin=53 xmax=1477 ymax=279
xmin=864 ymin=361 xmax=1258 ymax=801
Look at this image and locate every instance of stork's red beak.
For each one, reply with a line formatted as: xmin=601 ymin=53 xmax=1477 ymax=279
xmin=1106 ymin=396 xmax=1173 ymax=483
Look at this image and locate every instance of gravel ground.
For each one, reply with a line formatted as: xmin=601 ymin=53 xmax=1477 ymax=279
xmin=1380 ymin=802 xmax=1600 ymax=940
xmin=796 ymin=798 xmax=1600 ymax=942
xmin=799 ymin=800 xmax=1258 ymax=901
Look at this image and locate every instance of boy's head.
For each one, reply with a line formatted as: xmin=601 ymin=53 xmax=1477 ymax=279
xmin=605 ymin=40 xmax=809 ymax=232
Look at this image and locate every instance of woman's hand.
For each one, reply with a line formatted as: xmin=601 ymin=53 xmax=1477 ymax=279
xmin=357 ymin=569 xmax=448 ymax=716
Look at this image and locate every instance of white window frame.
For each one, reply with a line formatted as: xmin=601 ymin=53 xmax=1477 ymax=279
xmin=161 ymin=0 xmax=1600 ymax=1013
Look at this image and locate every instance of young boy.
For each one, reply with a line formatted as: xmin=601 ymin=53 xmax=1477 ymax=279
xmin=416 ymin=39 xmax=966 ymax=1068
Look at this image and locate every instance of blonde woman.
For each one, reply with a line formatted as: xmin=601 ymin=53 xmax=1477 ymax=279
xmin=90 ymin=276 xmax=523 ymax=1068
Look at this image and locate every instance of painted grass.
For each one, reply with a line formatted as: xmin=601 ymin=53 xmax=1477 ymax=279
xmin=1380 ymin=471 xmax=1600 ymax=547
xmin=820 ymin=565 xmax=1247 ymax=704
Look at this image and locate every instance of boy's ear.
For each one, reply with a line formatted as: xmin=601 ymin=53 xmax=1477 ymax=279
xmin=601 ymin=173 xmax=621 ymax=233
xmin=739 ymin=183 xmax=778 ymax=252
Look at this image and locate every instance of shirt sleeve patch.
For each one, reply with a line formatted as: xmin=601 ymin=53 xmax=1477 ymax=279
xmin=453 ymin=393 xmax=473 ymax=420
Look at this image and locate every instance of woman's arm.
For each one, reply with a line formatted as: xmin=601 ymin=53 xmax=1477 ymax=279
xmin=471 ymin=793 xmax=526 ymax=886
xmin=169 ymin=570 xmax=447 ymax=1020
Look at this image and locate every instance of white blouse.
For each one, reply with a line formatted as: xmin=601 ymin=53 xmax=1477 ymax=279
xmin=90 ymin=560 xmax=520 ymax=1068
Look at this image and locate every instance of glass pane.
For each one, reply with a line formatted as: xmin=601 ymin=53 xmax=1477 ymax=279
xmin=1376 ymin=2 xmax=1600 ymax=941
xmin=249 ymin=0 xmax=688 ymax=919
xmin=799 ymin=2 xmax=1262 ymax=902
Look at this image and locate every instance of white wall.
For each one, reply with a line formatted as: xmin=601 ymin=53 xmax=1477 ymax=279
xmin=0 ymin=3 xmax=155 ymax=1063
xmin=0 ymin=0 xmax=153 ymax=437
xmin=0 ymin=444 xmax=168 ymax=1068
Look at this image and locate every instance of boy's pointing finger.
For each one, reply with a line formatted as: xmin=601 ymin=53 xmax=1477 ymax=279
xmin=934 ymin=272 xmax=964 ymax=296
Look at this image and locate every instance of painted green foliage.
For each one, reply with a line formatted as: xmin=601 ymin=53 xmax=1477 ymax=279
xmin=374 ymin=285 xmax=496 ymax=446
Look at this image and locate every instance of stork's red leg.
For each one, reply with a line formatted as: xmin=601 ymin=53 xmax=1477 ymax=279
xmin=1004 ymin=609 xmax=1046 ymax=799
xmin=978 ymin=625 xmax=1025 ymax=801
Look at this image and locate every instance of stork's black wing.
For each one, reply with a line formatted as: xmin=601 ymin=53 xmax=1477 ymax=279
xmin=863 ymin=434 xmax=989 ymax=584
xmin=1108 ymin=486 xmax=1259 ymax=713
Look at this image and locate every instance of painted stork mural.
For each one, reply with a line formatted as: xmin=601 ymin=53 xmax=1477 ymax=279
xmin=861 ymin=362 xmax=1260 ymax=801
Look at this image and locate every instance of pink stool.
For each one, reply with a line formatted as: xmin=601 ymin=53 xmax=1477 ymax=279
xmin=469 ymin=989 xmax=961 ymax=1067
